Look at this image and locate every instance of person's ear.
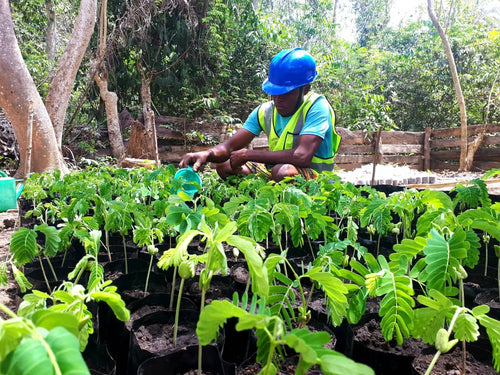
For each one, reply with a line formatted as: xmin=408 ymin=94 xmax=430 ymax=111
xmin=303 ymin=84 xmax=311 ymax=95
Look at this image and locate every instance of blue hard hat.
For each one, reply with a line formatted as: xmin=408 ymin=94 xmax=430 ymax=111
xmin=262 ymin=48 xmax=318 ymax=95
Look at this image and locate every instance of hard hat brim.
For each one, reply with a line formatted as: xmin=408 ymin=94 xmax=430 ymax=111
xmin=262 ymin=79 xmax=302 ymax=95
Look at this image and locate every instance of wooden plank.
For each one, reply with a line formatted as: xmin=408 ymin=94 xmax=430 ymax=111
xmin=431 ymin=135 xmax=500 ymax=149
xmin=431 ymin=148 xmax=500 ymax=162
xmin=432 ymin=124 xmax=500 ymax=138
xmin=379 ymin=144 xmax=423 ymax=154
xmin=470 ymin=161 xmax=500 ymax=171
xmin=431 ymin=160 xmax=460 ymax=171
xmin=379 ymin=131 xmax=424 ymax=144
xmin=380 ymin=154 xmax=423 ymax=166
xmin=431 ymin=150 xmax=460 ymax=160
xmin=335 ymin=154 xmax=375 ymax=164
xmin=337 ymin=144 xmax=374 ymax=154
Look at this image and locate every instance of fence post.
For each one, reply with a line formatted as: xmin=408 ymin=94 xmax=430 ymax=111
xmin=371 ymin=128 xmax=383 ymax=186
xmin=424 ymin=127 xmax=431 ymax=171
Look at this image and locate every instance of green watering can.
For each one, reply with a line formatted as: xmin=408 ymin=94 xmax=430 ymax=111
xmin=173 ymin=166 xmax=202 ymax=197
xmin=0 ymin=171 xmax=24 ymax=212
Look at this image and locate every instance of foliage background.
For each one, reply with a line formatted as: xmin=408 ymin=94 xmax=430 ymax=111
xmin=7 ymin=0 xmax=500 ymax=150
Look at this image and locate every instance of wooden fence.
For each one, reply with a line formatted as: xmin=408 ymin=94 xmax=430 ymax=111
xmin=156 ymin=123 xmax=500 ymax=172
xmin=325 ymin=124 xmax=500 ymax=172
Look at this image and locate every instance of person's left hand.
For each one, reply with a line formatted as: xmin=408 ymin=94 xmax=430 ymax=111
xmin=229 ymin=149 xmax=247 ymax=171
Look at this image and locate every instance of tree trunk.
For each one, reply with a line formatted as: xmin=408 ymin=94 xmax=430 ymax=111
xmin=45 ymin=0 xmax=97 ymax=148
xmin=0 ymin=0 xmax=67 ymax=177
xmin=94 ymin=0 xmax=125 ymax=160
xmin=94 ymin=72 xmax=125 ymax=160
xmin=45 ymin=0 xmax=56 ymax=66
xmin=140 ymin=74 xmax=156 ymax=159
xmin=427 ymin=0 xmax=468 ymax=171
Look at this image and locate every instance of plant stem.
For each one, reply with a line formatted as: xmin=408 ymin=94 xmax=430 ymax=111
xmin=0 ymin=303 xmax=17 ymax=319
xmin=424 ymin=307 xmax=462 ymax=375
xmin=198 ymin=287 xmax=207 ymax=375
xmin=169 ymin=267 xmax=177 ymax=311
xmin=144 ymin=254 xmax=154 ymax=293
xmin=244 ymin=274 xmax=251 ymax=295
xmin=46 ymin=257 xmax=58 ymax=281
xmin=459 ymin=276 xmax=466 ymax=375
xmin=39 ymin=256 xmax=52 ymax=294
xmin=61 ymin=249 xmax=68 ymax=267
xmin=173 ymin=277 xmax=185 ymax=347
xmin=484 ymin=236 xmax=488 ymax=277
xmin=122 ymin=234 xmax=128 ymax=274
xmin=105 ymin=230 xmax=112 ymax=262
xmin=74 ymin=265 xmax=86 ymax=285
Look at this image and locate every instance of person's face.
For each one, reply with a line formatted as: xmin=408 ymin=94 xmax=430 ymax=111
xmin=272 ymin=88 xmax=302 ymax=117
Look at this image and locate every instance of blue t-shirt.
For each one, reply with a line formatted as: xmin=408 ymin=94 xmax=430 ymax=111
xmin=242 ymin=96 xmax=334 ymax=160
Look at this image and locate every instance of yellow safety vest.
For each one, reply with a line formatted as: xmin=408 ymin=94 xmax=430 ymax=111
xmin=257 ymin=92 xmax=340 ymax=172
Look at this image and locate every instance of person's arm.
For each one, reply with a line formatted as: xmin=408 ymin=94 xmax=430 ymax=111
xmin=179 ymin=128 xmax=256 ymax=171
xmin=229 ymin=134 xmax=323 ymax=169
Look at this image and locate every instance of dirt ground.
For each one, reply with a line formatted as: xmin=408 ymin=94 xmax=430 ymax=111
xmin=0 ymin=210 xmax=21 ymax=316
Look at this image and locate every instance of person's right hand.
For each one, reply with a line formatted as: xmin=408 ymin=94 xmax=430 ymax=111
xmin=179 ymin=151 xmax=209 ymax=172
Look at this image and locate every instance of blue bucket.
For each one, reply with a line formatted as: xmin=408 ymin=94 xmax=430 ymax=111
xmin=173 ymin=167 xmax=202 ymax=197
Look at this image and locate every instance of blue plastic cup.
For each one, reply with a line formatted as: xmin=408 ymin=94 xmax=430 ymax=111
xmin=174 ymin=167 xmax=202 ymax=196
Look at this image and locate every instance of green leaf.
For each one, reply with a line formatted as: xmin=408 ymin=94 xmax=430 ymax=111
xmin=284 ymin=328 xmax=330 ymax=365
xmin=196 ymin=300 xmax=249 ymax=345
xmin=420 ymin=228 xmax=468 ymax=294
xmin=90 ymin=289 xmax=130 ymax=322
xmin=31 ymin=311 xmax=80 ymax=338
xmin=1 ymin=327 xmax=90 ymax=375
xmin=227 ymin=235 xmax=268 ymax=298
xmin=478 ymin=315 xmax=500 ymax=371
xmin=11 ymin=264 xmax=33 ymax=293
xmin=453 ymin=309 xmax=479 ymax=342
xmin=320 ymin=353 xmax=375 ymax=375
xmin=10 ymin=227 xmax=38 ymax=266
xmin=413 ymin=290 xmax=454 ymax=344
xmin=34 ymin=224 xmax=61 ymax=257
xmin=44 ymin=327 xmax=90 ymax=374
xmin=306 ymin=269 xmax=348 ymax=326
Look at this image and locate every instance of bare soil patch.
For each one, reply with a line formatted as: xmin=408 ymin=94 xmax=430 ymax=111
xmin=0 ymin=210 xmax=21 ymax=317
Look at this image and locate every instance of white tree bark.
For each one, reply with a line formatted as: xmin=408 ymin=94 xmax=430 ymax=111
xmin=45 ymin=0 xmax=97 ymax=148
xmin=0 ymin=0 xmax=68 ymax=177
xmin=45 ymin=0 xmax=57 ymax=65
xmin=427 ymin=0 xmax=469 ymax=171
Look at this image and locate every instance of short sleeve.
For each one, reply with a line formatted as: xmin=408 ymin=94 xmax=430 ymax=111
xmin=300 ymin=97 xmax=331 ymax=139
xmin=242 ymin=107 xmax=262 ymax=136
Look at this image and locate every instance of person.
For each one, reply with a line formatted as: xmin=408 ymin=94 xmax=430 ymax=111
xmin=179 ymin=47 xmax=341 ymax=181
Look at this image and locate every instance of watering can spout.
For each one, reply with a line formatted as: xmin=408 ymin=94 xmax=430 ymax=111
xmin=16 ymin=181 xmax=24 ymax=199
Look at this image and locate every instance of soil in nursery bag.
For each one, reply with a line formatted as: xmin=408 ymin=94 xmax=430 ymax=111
xmin=23 ymin=266 xmax=85 ymax=293
xmin=186 ymin=275 xmax=237 ymax=306
xmin=128 ymin=309 xmax=206 ymax=374
xmin=137 ymin=344 xmax=236 ymax=375
xmin=474 ymin=289 xmax=500 ymax=320
xmin=103 ymin=257 xmax=150 ymax=281
xmin=125 ymin=292 xmax=198 ymax=330
xmin=113 ymin=269 xmax=170 ymax=304
xmin=412 ymin=346 xmax=498 ymax=375
xmin=353 ymin=318 xmax=427 ymax=375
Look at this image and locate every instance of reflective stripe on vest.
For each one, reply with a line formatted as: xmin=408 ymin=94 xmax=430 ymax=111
xmin=257 ymin=92 xmax=340 ymax=172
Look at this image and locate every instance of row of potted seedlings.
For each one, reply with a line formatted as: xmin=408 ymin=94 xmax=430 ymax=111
xmin=1 ymin=164 xmax=500 ymax=374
